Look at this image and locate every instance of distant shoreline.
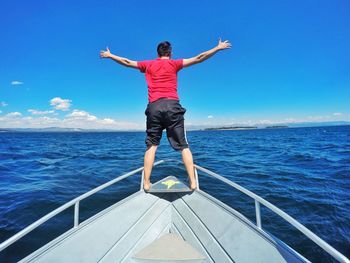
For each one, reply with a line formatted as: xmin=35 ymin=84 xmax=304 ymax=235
xmin=204 ymin=126 xmax=258 ymax=131
xmin=0 ymin=123 xmax=349 ymax=133
xmin=202 ymin=125 xmax=289 ymax=131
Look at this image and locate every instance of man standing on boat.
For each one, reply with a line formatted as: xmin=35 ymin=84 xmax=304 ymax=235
xmin=100 ymin=39 xmax=231 ymax=191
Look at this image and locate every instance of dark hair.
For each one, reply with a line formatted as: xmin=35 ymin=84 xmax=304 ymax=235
xmin=157 ymin=41 xmax=172 ymax=57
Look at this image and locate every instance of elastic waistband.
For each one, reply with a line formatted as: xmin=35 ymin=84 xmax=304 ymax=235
xmin=149 ymin=98 xmax=179 ymax=105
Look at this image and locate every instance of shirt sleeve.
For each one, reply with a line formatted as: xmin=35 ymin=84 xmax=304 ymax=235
xmin=175 ymin=59 xmax=184 ymax=72
xmin=137 ymin=61 xmax=150 ymax=73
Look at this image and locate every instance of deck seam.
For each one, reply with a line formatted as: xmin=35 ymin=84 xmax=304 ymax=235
xmin=197 ymin=190 xmax=288 ymax=246
xmin=171 ymin=221 xmax=215 ymax=263
xmin=97 ymin=196 xmax=162 ymax=262
xmin=20 ymin=190 xmax=144 ymax=262
xmin=119 ymin=205 xmax=172 ymax=262
xmin=170 ymin=222 xmax=184 ymax=238
xmin=176 ymin=194 xmax=235 ymax=262
xmin=156 ymin=222 xmax=171 ymax=239
xmin=172 ymin=202 xmax=216 ymax=262
xmin=197 ymin=190 xmax=311 ymax=262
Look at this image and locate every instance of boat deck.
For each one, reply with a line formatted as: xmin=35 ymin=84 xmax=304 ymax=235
xmin=2 ymin=161 xmax=347 ymax=262
xmin=21 ymin=188 xmax=306 ymax=262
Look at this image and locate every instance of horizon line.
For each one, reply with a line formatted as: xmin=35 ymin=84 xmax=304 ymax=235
xmin=1 ymin=121 xmax=349 ymax=132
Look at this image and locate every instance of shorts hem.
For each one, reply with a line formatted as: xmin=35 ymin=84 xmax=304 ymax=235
xmin=146 ymin=143 xmax=159 ymax=150
xmin=173 ymin=145 xmax=189 ymax=151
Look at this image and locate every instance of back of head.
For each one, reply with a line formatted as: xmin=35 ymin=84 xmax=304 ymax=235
xmin=157 ymin=41 xmax=172 ymax=57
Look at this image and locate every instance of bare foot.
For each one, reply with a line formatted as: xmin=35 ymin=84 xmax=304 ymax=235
xmin=144 ymin=181 xmax=151 ymax=192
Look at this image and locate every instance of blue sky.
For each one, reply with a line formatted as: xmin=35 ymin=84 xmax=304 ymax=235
xmin=1 ymin=0 xmax=349 ymax=129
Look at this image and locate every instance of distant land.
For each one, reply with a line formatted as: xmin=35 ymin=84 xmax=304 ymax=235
xmin=0 ymin=121 xmax=349 ymax=132
xmin=0 ymin=127 xmax=137 ymax=133
xmin=197 ymin=121 xmax=350 ymax=131
xmin=204 ymin=125 xmax=289 ymax=131
xmin=205 ymin=126 xmax=258 ymax=131
xmin=264 ymin=125 xmax=289 ymax=129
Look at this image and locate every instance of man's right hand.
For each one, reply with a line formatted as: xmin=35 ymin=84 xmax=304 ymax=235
xmin=100 ymin=47 xmax=111 ymax=58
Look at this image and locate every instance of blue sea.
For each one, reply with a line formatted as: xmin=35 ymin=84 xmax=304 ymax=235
xmin=0 ymin=126 xmax=349 ymax=262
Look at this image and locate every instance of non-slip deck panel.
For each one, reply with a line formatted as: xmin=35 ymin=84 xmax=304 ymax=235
xmin=26 ymin=192 xmax=166 ymax=263
xmin=21 ymin=188 xmax=307 ymax=263
xmin=100 ymin=200 xmax=171 ymax=262
xmin=170 ymin=208 xmax=216 ymax=263
xmin=172 ymin=197 xmax=234 ymax=263
xmin=133 ymin=233 xmax=206 ymax=262
xmin=175 ymin=191 xmax=289 ymax=263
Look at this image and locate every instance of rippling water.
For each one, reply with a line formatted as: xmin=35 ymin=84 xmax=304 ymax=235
xmin=0 ymin=126 xmax=349 ymax=262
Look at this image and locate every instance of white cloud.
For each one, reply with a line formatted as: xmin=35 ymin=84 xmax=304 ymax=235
xmin=256 ymin=119 xmax=274 ymax=125
xmin=101 ymin=118 xmax=116 ymax=125
xmin=6 ymin=112 xmax=22 ymax=118
xmin=306 ymin=115 xmax=331 ymax=121
xmin=207 ymin=115 xmax=214 ymax=119
xmin=66 ymin=110 xmax=97 ymax=121
xmin=11 ymin=80 xmax=23 ymax=85
xmin=50 ymin=97 xmax=72 ymax=111
xmin=185 ymin=112 xmax=350 ymax=130
xmin=283 ymin=118 xmax=297 ymax=123
xmin=1 ymin=101 xmax=8 ymax=107
xmin=0 ymin=111 xmax=141 ymax=130
xmin=61 ymin=109 xmax=140 ymax=129
xmin=0 ymin=97 xmax=143 ymax=130
xmin=2 ymin=109 xmax=350 ymax=130
xmin=333 ymin=112 xmax=342 ymax=116
xmin=28 ymin=109 xmax=55 ymax=115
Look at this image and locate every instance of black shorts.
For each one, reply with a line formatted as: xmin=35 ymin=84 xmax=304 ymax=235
xmin=145 ymin=98 xmax=189 ymax=151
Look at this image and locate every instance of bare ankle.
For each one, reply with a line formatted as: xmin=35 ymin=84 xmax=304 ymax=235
xmin=144 ymin=181 xmax=151 ymax=191
xmin=189 ymin=177 xmax=196 ymax=190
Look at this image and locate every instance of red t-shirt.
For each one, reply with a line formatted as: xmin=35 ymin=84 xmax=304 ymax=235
xmin=137 ymin=58 xmax=183 ymax=103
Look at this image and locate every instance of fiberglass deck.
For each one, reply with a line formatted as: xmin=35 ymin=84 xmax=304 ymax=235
xmin=21 ymin=181 xmax=306 ymax=263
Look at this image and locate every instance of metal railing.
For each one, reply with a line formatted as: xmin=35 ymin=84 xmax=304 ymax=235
xmin=0 ymin=160 xmax=165 ymax=252
xmin=194 ymin=164 xmax=350 ymax=263
xmin=1 ymin=159 xmax=348 ymax=263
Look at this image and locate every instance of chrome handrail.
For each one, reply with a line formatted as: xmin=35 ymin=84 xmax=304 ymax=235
xmin=194 ymin=164 xmax=350 ymax=263
xmin=0 ymin=160 xmax=165 ymax=252
xmin=1 ymin=159 xmax=348 ymax=263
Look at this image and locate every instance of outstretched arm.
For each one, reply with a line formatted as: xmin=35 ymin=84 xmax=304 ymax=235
xmin=100 ymin=47 xmax=138 ymax=69
xmin=183 ymin=39 xmax=231 ymax=68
